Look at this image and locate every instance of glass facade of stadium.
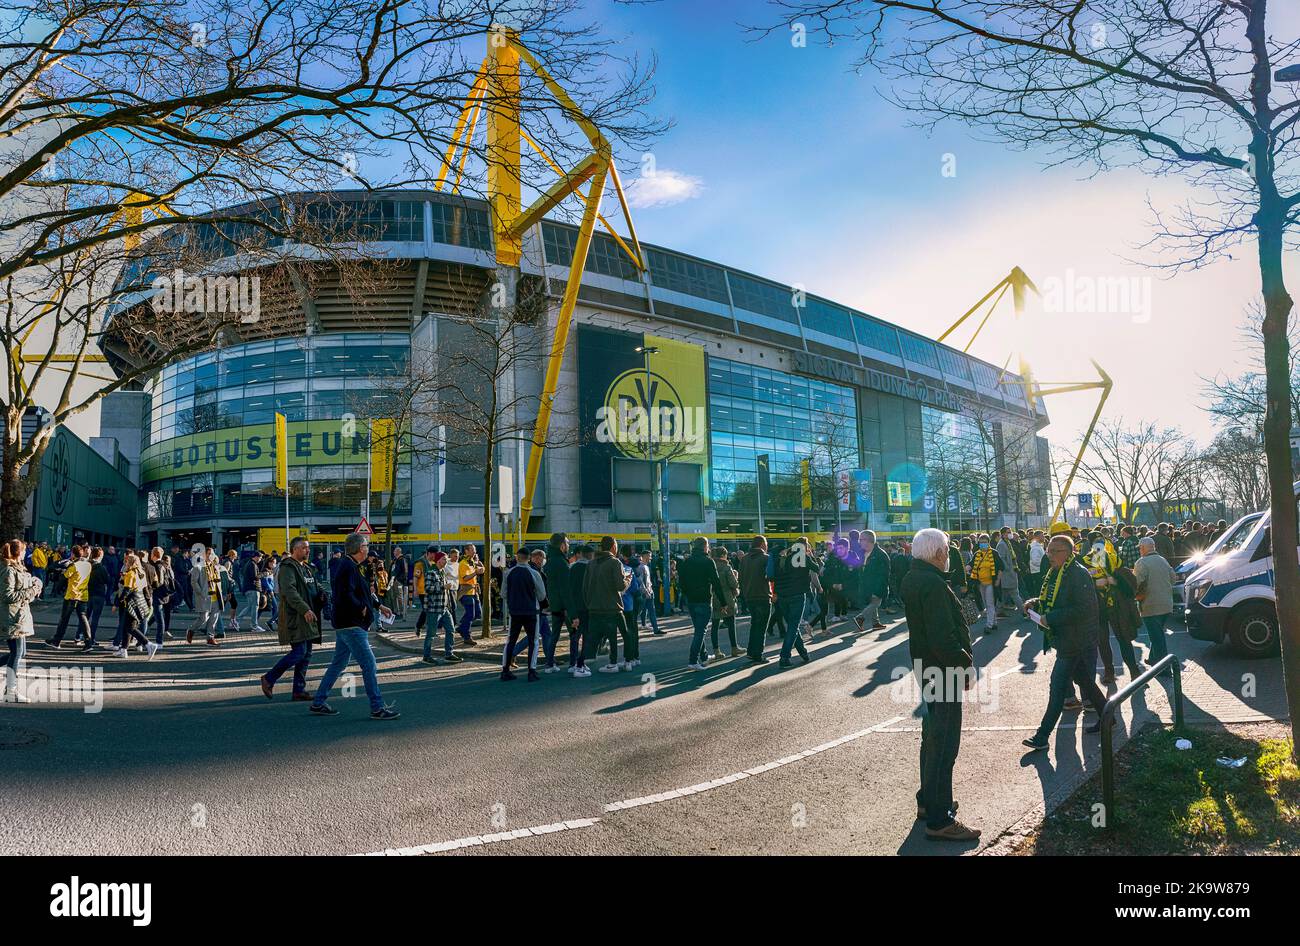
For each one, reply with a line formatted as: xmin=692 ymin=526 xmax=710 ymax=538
xmin=116 ymin=189 xmax=1051 ymax=551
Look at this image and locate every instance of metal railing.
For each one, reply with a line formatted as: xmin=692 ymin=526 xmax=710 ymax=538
xmin=1100 ymin=653 xmax=1183 ymax=828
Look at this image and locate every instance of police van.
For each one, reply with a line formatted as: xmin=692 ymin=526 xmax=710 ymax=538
xmin=1184 ymin=483 xmax=1300 ymax=657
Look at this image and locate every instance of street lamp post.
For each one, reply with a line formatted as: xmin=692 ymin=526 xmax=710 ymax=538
xmin=634 ymin=344 xmax=667 ymax=614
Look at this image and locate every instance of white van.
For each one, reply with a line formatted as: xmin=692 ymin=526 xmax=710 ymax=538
xmin=1184 ymin=483 xmax=1300 ymax=657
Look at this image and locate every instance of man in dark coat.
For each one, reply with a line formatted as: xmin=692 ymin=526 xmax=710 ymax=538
xmin=1022 ymin=535 xmax=1109 ymax=750
xmin=542 ymin=533 xmax=572 ymax=673
xmin=567 ymin=545 xmax=594 ymax=676
xmin=261 ymin=536 xmax=323 ymax=701
xmin=855 ymin=529 xmax=891 ymax=631
xmin=309 ymin=533 xmax=398 ymax=720
xmin=739 ymin=536 xmax=772 ymax=663
xmin=902 ymin=528 xmax=978 ymax=842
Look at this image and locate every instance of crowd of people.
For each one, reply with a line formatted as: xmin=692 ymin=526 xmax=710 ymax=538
xmin=2 ymin=519 xmax=1188 ymax=836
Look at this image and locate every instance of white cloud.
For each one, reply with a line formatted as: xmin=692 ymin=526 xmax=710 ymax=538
xmin=624 ymin=169 xmax=704 ymax=209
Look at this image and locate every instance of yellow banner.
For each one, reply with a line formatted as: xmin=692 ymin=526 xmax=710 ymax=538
xmin=273 ymin=412 xmax=288 ymax=491
xmin=370 ymin=418 xmax=397 ymax=492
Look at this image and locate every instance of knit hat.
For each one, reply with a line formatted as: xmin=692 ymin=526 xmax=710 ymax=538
xmin=1049 ymin=521 xmax=1073 ymax=536
xmin=432 ymin=551 xmax=447 ymax=564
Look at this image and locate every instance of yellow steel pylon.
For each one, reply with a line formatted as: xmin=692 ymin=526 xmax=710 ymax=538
xmin=939 ymin=268 xmax=1113 ymax=526
xmin=435 ymin=26 xmax=645 ymax=535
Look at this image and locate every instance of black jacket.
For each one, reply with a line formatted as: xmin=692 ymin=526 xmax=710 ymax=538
xmin=1042 ymin=559 xmax=1101 ymax=658
xmin=543 ymin=544 xmax=572 ymax=614
xmin=677 ymin=550 xmax=724 ymax=603
xmin=568 ymin=559 xmax=590 ymax=616
xmin=860 ymin=545 xmax=891 ymax=599
xmin=738 ymin=548 xmax=771 ymax=602
xmin=331 ymin=555 xmax=378 ymax=630
xmin=902 ymin=559 xmax=973 ymax=675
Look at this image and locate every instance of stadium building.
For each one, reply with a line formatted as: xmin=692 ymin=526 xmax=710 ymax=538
xmin=106 ymin=189 xmax=1052 ymax=552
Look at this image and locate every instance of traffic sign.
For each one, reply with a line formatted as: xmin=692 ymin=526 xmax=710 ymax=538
xmin=354 ymin=517 xmax=373 ymax=535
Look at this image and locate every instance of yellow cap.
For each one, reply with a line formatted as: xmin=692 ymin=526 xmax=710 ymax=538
xmin=1049 ymin=521 xmax=1073 ymax=536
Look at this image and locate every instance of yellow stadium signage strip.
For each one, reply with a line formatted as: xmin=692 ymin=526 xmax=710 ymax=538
xmin=140 ymin=419 xmax=407 ymax=485
xmin=256 ymin=528 xmax=929 ymax=550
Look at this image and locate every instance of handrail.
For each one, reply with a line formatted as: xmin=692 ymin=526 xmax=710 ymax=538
xmin=1100 ymin=653 xmax=1183 ymax=828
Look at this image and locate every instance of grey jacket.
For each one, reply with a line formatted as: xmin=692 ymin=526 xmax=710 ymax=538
xmin=711 ymin=560 xmax=738 ymax=615
xmin=0 ymin=563 xmax=41 ymax=639
xmin=191 ymin=559 xmax=219 ymax=616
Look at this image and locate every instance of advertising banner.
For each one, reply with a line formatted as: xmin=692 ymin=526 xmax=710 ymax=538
xmin=577 ymin=324 xmax=709 ymax=507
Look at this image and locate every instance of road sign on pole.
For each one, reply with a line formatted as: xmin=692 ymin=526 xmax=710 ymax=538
xmin=354 ymin=517 xmax=373 ymax=535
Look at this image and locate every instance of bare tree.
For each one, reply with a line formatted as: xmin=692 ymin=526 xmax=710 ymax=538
xmin=774 ymin=0 xmax=1300 ymax=750
xmin=0 ymin=0 xmax=658 ymax=538
xmin=395 ymin=278 xmax=581 ymax=639
xmin=1202 ymin=426 xmax=1271 ymax=517
xmin=1202 ymin=306 xmax=1300 ymax=435
xmin=799 ymin=408 xmax=860 ymax=527
xmin=1070 ymin=419 xmax=1187 ymax=523
xmin=1137 ymin=437 xmax=1205 ymax=525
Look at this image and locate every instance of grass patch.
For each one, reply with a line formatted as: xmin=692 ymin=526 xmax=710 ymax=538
xmin=1019 ymin=724 xmax=1300 ymax=855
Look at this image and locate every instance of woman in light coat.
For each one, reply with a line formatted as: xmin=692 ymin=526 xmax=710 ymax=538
xmin=114 ymin=553 xmax=159 ymax=659
xmin=0 ymin=539 xmax=41 ymax=701
xmin=187 ymin=547 xmax=222 ymax=645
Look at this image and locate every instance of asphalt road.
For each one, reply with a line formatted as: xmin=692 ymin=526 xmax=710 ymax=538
xmin=0 ymin=601 xmax=1283 ymax=855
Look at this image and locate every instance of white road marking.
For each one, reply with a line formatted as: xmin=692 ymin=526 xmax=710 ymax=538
xmin=356 ymin=713 xmax=907 ymax=855
xmin=359 ymin=818 xmax=603 ymax=856
xmin=602 ymin=713 xmax=907 ymax=813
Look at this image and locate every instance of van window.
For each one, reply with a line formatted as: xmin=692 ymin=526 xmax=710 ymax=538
xmin=1221 ymin=517 xmax=1261 ymax=553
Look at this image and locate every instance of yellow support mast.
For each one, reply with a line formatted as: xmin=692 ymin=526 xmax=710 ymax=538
xmin=939 ymin=267 xmax=1113 ymax=526
xmin=434 ymin=27 xmax=645 ymax=536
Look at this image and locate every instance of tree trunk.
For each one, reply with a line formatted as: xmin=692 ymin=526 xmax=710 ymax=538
xmin=1 ymin=461 xmax=28 ymax=541
xmin=2 ymin=406 xmax=42 ymax=540
xmin=1255 ymin=190 xmax=1300 ymax=761
xmin=480 ymin=430 xmax=494 ymax=641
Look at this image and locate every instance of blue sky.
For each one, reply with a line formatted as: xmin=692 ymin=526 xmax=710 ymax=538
xmin=569 ymin=0 xmax=1298 ymax=451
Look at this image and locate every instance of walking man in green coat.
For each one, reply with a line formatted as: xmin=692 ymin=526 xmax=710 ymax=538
xmin=260 ymin=536 xmax=323 ymax=701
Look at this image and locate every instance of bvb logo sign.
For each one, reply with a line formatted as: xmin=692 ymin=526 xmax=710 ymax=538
xmin=49 ymin=436 xmax=70 ymax=516
xmin=603 ymin=368 xmax=685 ymax=463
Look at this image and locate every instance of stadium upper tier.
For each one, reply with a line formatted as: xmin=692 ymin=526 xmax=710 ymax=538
xmin=107 ymin=188 xmax=1045 ymax=423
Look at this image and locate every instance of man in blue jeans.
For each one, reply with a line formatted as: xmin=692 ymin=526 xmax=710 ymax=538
xmin=420 ymin=551 xmax=462 ymax=666
xmin=635 ymin=551 xmax=660 ymax=635
xmin=310 ymin=533 xmax=399 ymax=720
xmin=1022 ymin=536 xmax=1108 ymax=751
xmin=770 ymin=537 xmax=812 ymax=667
xmin=677 ymin=537 xmax=725 ymax=670
xmin=1134 ymin=536 xmax=1175 ymax=673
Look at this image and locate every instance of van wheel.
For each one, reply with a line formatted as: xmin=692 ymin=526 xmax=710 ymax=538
xmin=1227 ymin=603 xmax=1279 ymax=658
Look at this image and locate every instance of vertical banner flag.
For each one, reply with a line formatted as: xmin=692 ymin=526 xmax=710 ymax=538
xmin=273 ymin=412 xmax=288 ymax=491
xmin=757 ymin=453 xmax=772 ymax=503
xmin=837 ymin=471 xmax=852 ymax=512
xmin=853 ymin=469 xmax=873 ymax=513
xmin=799 ymin=458 xmax=812 ymax=510
xmin=370 ymin=418 xmax=397 ymax=493
xmin=437 ymin=424 xmax=447 ymax=497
